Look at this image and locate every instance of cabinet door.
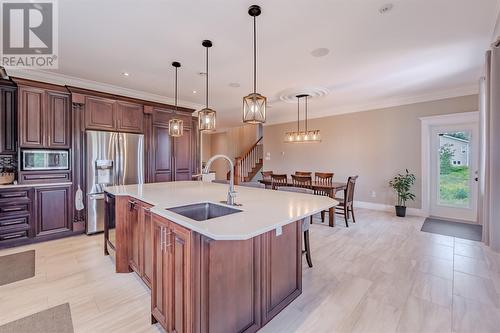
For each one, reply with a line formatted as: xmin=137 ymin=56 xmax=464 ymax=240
xmin=152 ymin=125 xmax=173 ymax=182
xmin=152 ymin=217 xmax=170 ymax=328
xmin=128 ymin=199 xmax=141 ymax=273
xmin=85 ymin=96 xmax=116 ymax=131
xmin=116 ymin=101 xmax=144 ymax=133
xmin=0 ymin=87 xmax=17 ymax=154
xmin=47 ymin=92 xmax=71 ymax=148
xmin=170 ymin=223 xmax=192 ymax=333
xmin=173 ymin=125 xmax=192 ymax=181
xmin=19 ymin=86 xmax=45 ymax=148
xmin=35 ymin=185 xmax=71 ymax=237
xmin=141 ymin=203 xmax=153 ymax=288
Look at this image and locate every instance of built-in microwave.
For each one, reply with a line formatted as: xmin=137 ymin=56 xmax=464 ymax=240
xmin=22 ymin=150 xmax=69 ymax=171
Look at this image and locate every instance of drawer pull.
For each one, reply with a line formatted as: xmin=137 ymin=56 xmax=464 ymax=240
xmin=0 ymin=193 xmax=26 ymax=198
xmin=0 ymin=219 xmax=26 ymax=226
xmin=1 ymin=207 xmax=25 ymax=212
xmin=1 ymin=233 xmax=25 ymax=240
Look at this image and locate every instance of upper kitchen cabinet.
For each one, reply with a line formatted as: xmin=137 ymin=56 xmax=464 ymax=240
xmin=0 ymin=80 xmax=17 ymax=154
xmin=69 ymin=89 xmax=144 ymax=134
xmin=14 ymin=79 xmax=71 ymax=149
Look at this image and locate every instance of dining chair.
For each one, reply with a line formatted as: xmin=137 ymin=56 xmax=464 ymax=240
xmin=291 ymin=174 xmax=312 ymax=189
xmin=270 ymin=174 xmax=287 ymax=190
xmin=261 ymin=171 xmax=273 ymax=189
xmin=295 ymin=171 xmax=312 ymax=177
xmin=276 ymin=186 xmax=314 ymax=268
xmin=314 ymin=172 xmax=334 ymax=223
xmin=334 ymin=176 xmax=359 ymax=227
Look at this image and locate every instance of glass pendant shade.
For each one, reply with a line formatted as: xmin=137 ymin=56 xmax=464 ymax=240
xmin=169 ymin=118 xmax=184 ymax=137
xmin=243 ymin=93 xmax=266 ymax=124
xmin=198 ymin=107 xmax=216 ymax=131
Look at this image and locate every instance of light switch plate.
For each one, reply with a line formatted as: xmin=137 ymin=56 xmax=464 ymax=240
xmin=275 ymin=226 xmax=283 ymax=236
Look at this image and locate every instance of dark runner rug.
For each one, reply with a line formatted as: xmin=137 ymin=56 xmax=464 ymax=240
xmin=421 ymin=218 xmax=482 ymax=241
xmin=0 ymin=303 xmax=74 ymax=333
xmin=0 ymin=250 xmax=35 ymax=286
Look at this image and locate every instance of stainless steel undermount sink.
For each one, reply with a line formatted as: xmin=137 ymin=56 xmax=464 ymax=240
xmin=166 ymin=202 xmax=242 ymax=221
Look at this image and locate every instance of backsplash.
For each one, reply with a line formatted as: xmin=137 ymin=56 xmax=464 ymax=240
xmin=0 ymin=154 xmax=17 ymax=171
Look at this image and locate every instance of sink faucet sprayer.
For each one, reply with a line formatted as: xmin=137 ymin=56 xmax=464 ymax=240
xmin=203 ymin=154 xmax=237 ymax=206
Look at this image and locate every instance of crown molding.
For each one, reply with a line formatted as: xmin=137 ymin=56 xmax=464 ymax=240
xmin=7 ymin=69 xmax=204 ymax=111
xmin=265 ymin=84 xmax=479 ymax=126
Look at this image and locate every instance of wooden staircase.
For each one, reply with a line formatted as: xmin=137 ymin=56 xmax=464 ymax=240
xmin=227 ymin=137 xmax=263 ymax=184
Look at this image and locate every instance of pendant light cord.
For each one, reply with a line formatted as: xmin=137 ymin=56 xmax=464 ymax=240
xmin=305 ymin=95 xmax=308 ymax=131
xmin=174 ymin=66 xmax=178 ymax=113
xmin=206 ymin=46 xmax=209 ymax=108
xmin=297 ymin=97 xmax=300 ymax=132
xmin=253 ymin=15 xmax=257 ymax=94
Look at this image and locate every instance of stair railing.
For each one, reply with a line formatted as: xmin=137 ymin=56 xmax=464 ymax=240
xmin=230 ymin=137 xmax=263 ymax=185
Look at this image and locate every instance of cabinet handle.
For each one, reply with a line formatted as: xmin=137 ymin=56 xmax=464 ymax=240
xmin=0 ymin=193 xmax=25 ymax=198
xmin=1 ymin=207 xmax=24 ymax=212
xmin=128 ymin=200 xmax=137 ymax=211
xmin=1 ymin=233 xmax=24 ymax=240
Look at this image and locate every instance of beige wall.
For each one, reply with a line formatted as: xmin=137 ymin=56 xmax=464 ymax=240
xmin=263 ymin=95 xmax=479 ymax=209
xmin=202 ymin=125 xmax=260 ymax=179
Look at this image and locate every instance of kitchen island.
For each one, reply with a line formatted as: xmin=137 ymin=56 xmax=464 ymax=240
xmin=105 ymin=181 xmax=337 ymax=333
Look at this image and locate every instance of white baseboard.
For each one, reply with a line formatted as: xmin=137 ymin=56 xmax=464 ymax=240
xmin=354 ymin=201 xmax=429 ymax=218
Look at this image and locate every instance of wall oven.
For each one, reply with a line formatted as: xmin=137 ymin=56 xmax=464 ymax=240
xmin=22 ymin=150 xmax=69 ymax=171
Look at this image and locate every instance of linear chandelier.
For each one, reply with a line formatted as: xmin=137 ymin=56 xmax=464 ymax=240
xmin=284 ymin=94 xmax=321 ymax=143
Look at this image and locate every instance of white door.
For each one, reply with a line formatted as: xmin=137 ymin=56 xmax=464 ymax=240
xmin=429 ymin=123 xmax=479 ymax=222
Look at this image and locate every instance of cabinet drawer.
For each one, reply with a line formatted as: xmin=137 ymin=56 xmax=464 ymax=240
xmin=19 ymin=172 xmax=70 ymax=183
xmin=0 ymin=203 xmax=30 ymax=216
xmin=0 ymin=230 xmax=29 ymax=242
xmin=0 ymin=190 xmax=30 ymax=200
xmin=0 ymin=215 xmax=30 ymax=233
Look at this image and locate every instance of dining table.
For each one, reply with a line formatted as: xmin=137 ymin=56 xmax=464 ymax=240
xmin=258 ymin=179 xmax=347 ymax=227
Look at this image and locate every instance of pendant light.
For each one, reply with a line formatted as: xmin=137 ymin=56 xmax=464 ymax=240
xmin=284 ymin=94 xmax=321 ymax=143
xmin=243 ymin=5 xmax=267 ymax=124
xmin=198 ymin=40 xmax=216 ymax=131
xmin=169 ymin=61 xmax=184 ymax=137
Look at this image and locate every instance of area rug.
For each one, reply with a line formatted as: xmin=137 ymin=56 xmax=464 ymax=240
xmin=0 ymin=250 xmax=35 ymax=286
xmin=421 ymin=218 xmax=482 ymax=241
xmin=0 ymin=303 xmax=74 ymax=333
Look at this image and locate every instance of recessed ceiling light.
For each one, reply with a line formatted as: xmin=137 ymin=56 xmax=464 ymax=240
xmin=379 ymin=3 xmax=394 ymax=14
xmin=122 ymin=72 xmax=130 ymax=77
xmin=311 ymin=48 xmax=330 ymax=57
xmin=229 ymin=82 xmax=241 ymax=88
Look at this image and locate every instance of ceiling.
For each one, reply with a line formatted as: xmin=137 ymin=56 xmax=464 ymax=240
xmin=11 ymin=0 xmax=500 ymax=129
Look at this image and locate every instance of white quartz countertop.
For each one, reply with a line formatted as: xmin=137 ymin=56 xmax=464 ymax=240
xmin=105 ymin=181 xmax=338 ymax=241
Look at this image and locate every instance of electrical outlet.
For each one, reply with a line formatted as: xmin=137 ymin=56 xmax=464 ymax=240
xmin=371 ymin=190 xmax=376 ymax=198
xmin=275 ymin=226 xmax=283 ymax=236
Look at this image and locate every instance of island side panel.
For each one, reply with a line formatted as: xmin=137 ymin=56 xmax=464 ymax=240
xmin=115 ymin=195 xmax=132 ymax=273
xmin=197 ymin=235 xmax=262 ymax=333
xmin=261 ymin=221 xmax=302 ymax=324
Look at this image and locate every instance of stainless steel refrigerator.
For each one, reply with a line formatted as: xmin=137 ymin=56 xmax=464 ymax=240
xmin=86 ymin=130 xmax=144 ymax=234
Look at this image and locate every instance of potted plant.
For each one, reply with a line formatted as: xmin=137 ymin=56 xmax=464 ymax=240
xmin=389 ymin=169 xmax=416 ymax=217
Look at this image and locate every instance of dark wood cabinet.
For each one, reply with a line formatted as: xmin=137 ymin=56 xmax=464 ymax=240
xmin=17 ymin=83 xmax=71 ymax=149
xmin=35 ymin=185 xmax=71 ymax=237
xmin=141 ymin=202 xmax=154 ymax=287
xmin=152 ymin=215 xmax=170 ymax=328
xmin=84 ymin=96 xmax=144 ymax=133
xmin=85 ymin=96 xmax=116 ymax=131
xmin=116 ymin=101 xmax=144 ymax=133
xmin=151 ymin=109 xmax=193 ymax=182
xmin=0 ymin=82 xmax=17 ymax=154
xmin=170 ymin=222 xmax=192 ymax=333
xmin=0 ymin=188 xmax=32 ymax=248
xmin=152 ymin=124 xmax=173 ymax=182
xmin=19 ymin=86 xmax=44 ymax=148
xmin=47 ymin=92 xmax=71 ymax=148
xmin=128 ymin=199 xmax=141 ymax=273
